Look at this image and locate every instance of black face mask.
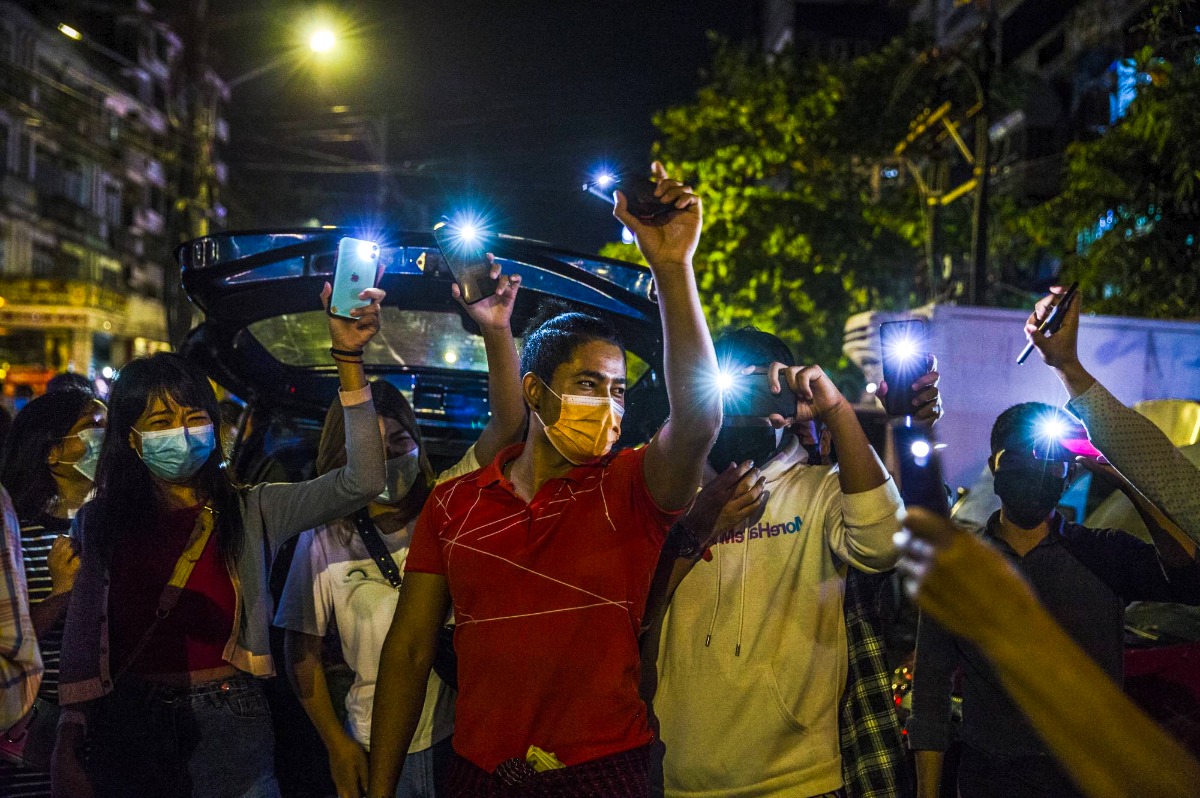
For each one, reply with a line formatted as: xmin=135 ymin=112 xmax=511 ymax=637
xmin=708 ymin=426 xmax=781 ymax=472
xmin=993 ymin=469 xmax=1068 ymax=529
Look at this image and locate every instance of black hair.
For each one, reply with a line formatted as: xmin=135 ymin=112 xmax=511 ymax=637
xmin=0 ymin=389 xmax=97 ymax=520
xmin=46 ymin=372 xmax=96 ymax=397
xmin=990 ymin=401 xmax=1063 ymax=455
xmin=88 ymin=353 xmax=243 ymax=564
xmin=714 ymin=327 xmax=795 ymax=370
xmin=519 ymin=299 xmax=624 ymax=384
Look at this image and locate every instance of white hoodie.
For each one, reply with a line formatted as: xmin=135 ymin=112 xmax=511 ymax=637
xmin=654 ymin=435 xmax=903 ymax=798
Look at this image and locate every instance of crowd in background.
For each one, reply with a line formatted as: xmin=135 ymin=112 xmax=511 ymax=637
xmin=2 ymin=165 xmax=1199 ymax=798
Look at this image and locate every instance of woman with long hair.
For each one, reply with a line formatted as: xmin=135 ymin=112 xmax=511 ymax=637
xmin=51 ymin=285 xmax=387 ymax=798
xmin=275 ymin=263 xmax=525 ymax=798
xmin=0 ymin=388 xmax=105 ymax=796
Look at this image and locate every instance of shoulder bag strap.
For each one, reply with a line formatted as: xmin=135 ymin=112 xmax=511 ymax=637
xmin=114 ymin=506 xmax=216 ymax=681
xmin=351 ymin=509 xmax=402 ymax=589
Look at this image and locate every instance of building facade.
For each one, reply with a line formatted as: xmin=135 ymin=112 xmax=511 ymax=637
xmin=0 ymin=1 xmax=226 ymax=398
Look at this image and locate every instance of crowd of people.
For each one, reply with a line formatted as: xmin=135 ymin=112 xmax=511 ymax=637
xmin=1 ymin=164 xmax=1199 ymax=798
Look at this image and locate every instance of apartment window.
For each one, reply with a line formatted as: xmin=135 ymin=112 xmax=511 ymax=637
xmin=31 ymin=243 xmax=56 ymax=278
xmin=0 ymin=119 xmax=9 ymax=172
xmin=104 ymin=181 xmax=122 ymax=226
xmin=17 ymin=132 xmax=33 ymax=179
xmin=61 ymin=160 xmax=93 ymax=208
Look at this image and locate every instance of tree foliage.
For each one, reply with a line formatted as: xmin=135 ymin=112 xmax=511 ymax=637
xmin=603 ymin=37 xmax=932 ymax=377
xmin=1030 ymin=2 xmax=1200 ymax=318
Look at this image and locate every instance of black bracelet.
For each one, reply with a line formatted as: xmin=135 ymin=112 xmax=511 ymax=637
xmin=331 ymin=355 xmax=364 ymax=365
xmin=330 ymin=347 xmax=365 ymax=358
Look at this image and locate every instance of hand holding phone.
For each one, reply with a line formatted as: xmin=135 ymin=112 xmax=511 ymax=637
xmin=329 ymin=237 xmax=381 ymax=320
xmin=879 ymin=320 xmax=933 ymax=418
xmin=892 ymin=422 xmax=950 ymax=516
xmin=432 ymin=219 xmax=500 ymax=305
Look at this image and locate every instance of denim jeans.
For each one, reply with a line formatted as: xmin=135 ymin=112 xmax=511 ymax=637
xmin=88 ymin=672 xmax=281 ymax=798
xmin=394 ymin=735 xmax=453 ymax=798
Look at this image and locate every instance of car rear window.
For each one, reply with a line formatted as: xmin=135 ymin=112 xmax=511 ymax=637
xmin=248 ymin=308 xmax=650 ymax=381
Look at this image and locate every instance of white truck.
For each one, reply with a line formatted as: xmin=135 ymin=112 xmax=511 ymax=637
xmin=843 ymin=303 xmax=1200 ymax=507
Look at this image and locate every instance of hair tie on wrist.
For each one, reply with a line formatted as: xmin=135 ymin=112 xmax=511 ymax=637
xmin=330 ymin=347 xmax=365 ymax=358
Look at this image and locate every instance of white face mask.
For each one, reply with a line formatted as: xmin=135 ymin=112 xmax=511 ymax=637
xmin=60 ymin=427 xmax=105 ymax=482
xmin=377 ymin=448 xmax=422 ymax=504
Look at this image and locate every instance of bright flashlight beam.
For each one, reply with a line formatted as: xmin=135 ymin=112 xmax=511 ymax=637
xmin=595 ymin=173 xmax=615 ymax=189
xmin=910 ymin=440 xmax=931 ymax=459
xmin=357 ymin=241 xmax=377 ymax=259
xmin=715 ymin=371 xmax=736 ymax=394
xmin=458 ymin=223 xmax=479 ymax=243
xmin=1037 ymin=416 xmax=1070 ymax=441
xmin=309 ymin=29 xmax=336 ymax=53
xmin=890 ymin=337 xmax=918 ymax=363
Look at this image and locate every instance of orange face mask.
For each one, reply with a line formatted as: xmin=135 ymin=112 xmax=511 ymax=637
xmin=535 ymin=383 xmax=624 ymax=465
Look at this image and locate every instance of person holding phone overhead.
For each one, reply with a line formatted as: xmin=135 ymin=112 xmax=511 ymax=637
xmin=275 ymin=261 xmax=525 ymax=798
xmin=907 ymin=402 xmax=1200 ymax=798
xmin=0 ymin=389 xmax=105 ymax=794
xmin=51 ymin=282 xmax=387 ymax=798
xmin=1023 ymin=286 xmax=1200 ymax=543
xmin=366 ymin=162 xmax=722 ymax=798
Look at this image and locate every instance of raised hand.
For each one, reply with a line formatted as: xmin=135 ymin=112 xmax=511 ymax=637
xmin=879 ymin=355 xmax=942 ymax=424
xmin=456 ymin=253 xmax=521 ymax=331
xmin=894 ymin=508 xmax=1040 ymax=646
xmin=613 ymin=161 xmax=702 ymax=272
xmin=1024 ymin=286 xmax=1081 ymax=370
xmin=322 ymin=283 xmax=386 ymax=355
xmin=763 ymin=363 xmax=850 ymax=427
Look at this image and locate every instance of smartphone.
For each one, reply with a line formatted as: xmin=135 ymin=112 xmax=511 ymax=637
xmin=329 ymin=237 xmax=380 ymax=320
xmin=892 ymin=422 xmax=950 ymax=516
xmin=616 ymin=177 xmax=677 ymax=221
xmin=879 ymin=319 xmax=931 ymax=417
xmin=721 ymin=367 xmax=798 ymax=422
xmin=432 ymin=219 xmax=498 ymax=305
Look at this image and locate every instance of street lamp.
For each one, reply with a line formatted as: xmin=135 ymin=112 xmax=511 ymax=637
xmin=309 ymin=28 xmax=335 ymax=53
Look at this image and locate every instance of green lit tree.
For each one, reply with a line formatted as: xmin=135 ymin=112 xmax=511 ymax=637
xmin=603 ymin=37 xmax=933 ymax=379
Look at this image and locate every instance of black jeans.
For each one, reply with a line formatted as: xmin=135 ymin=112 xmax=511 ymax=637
xmin=88 ymin=672 xmax=280 ymax=798
xmin=957 ymin=744 xmax=1084 ymax=798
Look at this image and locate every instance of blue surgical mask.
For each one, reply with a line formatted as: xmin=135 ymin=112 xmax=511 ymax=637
xmin=377 ymin=449 xmax=422 ymax=505
xmin=135 ymin=424 xmax=216 ymax=482
xmin=61 ymin=427 xmax=105 ymax=482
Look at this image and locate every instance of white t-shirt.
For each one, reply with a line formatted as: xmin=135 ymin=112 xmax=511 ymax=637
xmin=274 ymin=447 xmax=481 ymax=752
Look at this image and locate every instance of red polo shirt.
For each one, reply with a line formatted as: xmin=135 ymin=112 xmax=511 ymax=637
xmin=406 ymin=443 xmax=678 ymax=771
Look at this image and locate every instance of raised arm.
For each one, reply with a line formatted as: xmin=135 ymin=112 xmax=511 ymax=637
xmin=898 ymin=508 xmax=1200 ymax=798
xmin=456 ymin=255 xmax=526 ymax=465
xmin=254 ymin=285 xmax=387 ymax=548
xmin=615 ymin=163 xmax=721 ymax=511
xmin=1026 ymin=287 xmax=1200 ymax=543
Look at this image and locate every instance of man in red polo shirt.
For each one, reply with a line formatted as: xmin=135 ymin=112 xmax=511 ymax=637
xmin=367 ymin=164 xmax=721 ymax=798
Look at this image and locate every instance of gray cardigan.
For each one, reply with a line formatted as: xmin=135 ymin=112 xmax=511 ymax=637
xmin=58 ymin=387 xmax=384 ymax=707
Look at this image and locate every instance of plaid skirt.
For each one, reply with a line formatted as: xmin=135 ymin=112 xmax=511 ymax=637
xmin=444 ymin=744 xmax=652 ymax=798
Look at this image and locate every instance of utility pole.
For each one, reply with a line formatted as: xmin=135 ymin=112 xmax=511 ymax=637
xmin=968 ymin=2 xmax=995 ymax=306
xmin=165 ymin=0 xmax=213 ymax=347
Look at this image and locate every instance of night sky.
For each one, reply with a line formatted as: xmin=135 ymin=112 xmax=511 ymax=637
xmin=212 ymin=1 xmax=755 ymax=253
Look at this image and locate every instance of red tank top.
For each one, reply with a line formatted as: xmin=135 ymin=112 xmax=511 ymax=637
xmin=108 ymin=506 xmax=237 ymax=675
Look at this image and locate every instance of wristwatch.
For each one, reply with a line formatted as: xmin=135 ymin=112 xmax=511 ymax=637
xmin=665 ymin=520 xmax=704 ymax=561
